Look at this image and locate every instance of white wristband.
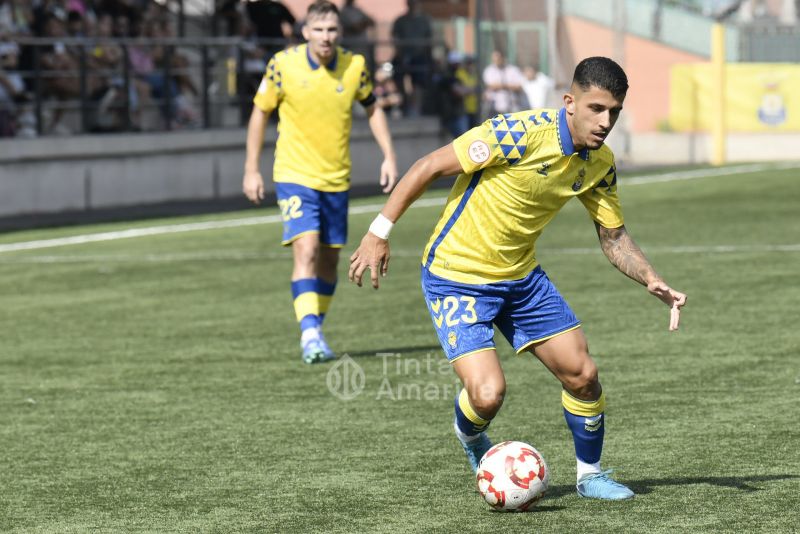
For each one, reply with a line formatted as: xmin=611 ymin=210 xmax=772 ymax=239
xmin=369 ymin=213 xmax=394 ymax=240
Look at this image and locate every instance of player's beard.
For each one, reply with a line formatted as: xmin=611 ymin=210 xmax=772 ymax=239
xmin=314 ymin=41 xmax=334 ymax=62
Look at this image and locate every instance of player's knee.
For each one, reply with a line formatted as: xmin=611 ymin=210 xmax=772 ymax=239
xmin=293 ymin=242 xmax=319 ymax=267
xmin=469 ymin=379 xmax=506 ymax=418
xmin=563 ymin=359 xmax=599 ymax=398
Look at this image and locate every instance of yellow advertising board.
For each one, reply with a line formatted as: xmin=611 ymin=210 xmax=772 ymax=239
xmin=670 ymin=63 xmax=800 ymax=132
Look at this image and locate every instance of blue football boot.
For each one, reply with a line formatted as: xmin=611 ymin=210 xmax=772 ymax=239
xmin=576 ymin=470 xmax=635 ymax=500
xmin=315 ymin=334 xmax=336 ymax=362
xmin=301 ymin=336 xmax=335 ymax=364
xmin=455 ymin=421 xmax=493 ymax=472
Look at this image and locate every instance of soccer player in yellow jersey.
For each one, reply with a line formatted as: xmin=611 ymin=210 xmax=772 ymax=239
xmin=243 ymin=1 xmax=397 ymax=364
xmin=349 ymin=57 xmax=687 ymax=500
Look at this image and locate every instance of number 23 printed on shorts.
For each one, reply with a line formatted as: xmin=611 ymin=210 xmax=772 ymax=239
xmin=429 ymin=296 xmax=478 ymax=329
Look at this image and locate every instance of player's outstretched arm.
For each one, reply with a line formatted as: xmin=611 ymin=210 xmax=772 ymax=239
xmin=349 ymin=144 xmax=463 ymax=289
xmin=243 ymin=106 xmax=271 ymax=204
xmin=365 ymin=104 xmax=398 ymax=193
xmin=595 ymin=223 xmax=688 ymax=331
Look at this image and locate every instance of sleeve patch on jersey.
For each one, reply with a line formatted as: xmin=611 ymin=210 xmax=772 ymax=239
xmin=467 ymin=140 xmax=491 ymax=164
xmin=492 ymin=115 xmax=527 ymax=164
xmin=258 ymin=79 xmax=267 ymax=94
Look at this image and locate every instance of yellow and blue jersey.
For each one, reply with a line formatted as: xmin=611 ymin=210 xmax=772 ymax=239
xmin=422 ymin=107 xmax=625 ymax=285
xmin=253 ymin=44 xmax=375 ymax=192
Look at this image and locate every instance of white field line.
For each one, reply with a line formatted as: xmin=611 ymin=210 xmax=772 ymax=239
xmin=623 ymin=161 xmax=800 ymax=185
xmin=1 ymin=162 xmax=798 ymax=254
xmin=0 ymin=197 xmax=447 ymax=254
xmin=1 ymin=243 xmax=798 ymax=264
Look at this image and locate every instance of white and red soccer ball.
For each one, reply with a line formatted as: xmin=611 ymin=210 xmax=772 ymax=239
xmin=476 ymin=441 xmax=549 ymax=511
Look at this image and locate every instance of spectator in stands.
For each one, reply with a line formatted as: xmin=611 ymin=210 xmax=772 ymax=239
xmin=0 ymin=0 xmax=33 ymax=94
xmin=89 ymin=11 xmax=142 ymax=131
xmin=482 ymin=49 xmax=525 ymax=116
xmin=455 ymin=54 xmax=479 ymax=127
xmin=89 ymin=12 xmax=121 ymax=130
xmin=66 ymin=8 xmax=90 ymax=38
xmin=235 ymin=13 xmax=269 ymax=115
xmin=113 ymin=9 xmax=131 ymax=37
xmin=139 ymin=0 xmax=169 ymax=34
xmin=339 ymin=0 xmax=374 ymax=68
xmin=215 ymin=0 xmax=241 ymax=36
xmin=373 ymin=61 xmax=402 ymax=119
xmin=39 ymin=13 xmax=91 ymax=134
xmin=0 ymin=0 xmax=34 ymax=37
xmin=33 ymin=1 xmax=70 ymax=34
xmin=0 ymin=40 xmax=28 ymax=137
xmin=126 ymin=16 xmax=160 ymax=128
xmin=146 ymin=18 xmax=198 ymax=129
xmin=95 ymin=0 xmax=139 ymax=30
xmin=244 ymin=0 xmax=295 ymax=59
xmin=64 ymin=0 xmax=91 ymax=18
xmin=435 ymin=50 xmax=467 ymax=138
xmin=522 ymin=64 xmax=555 ymax=110
xmin=391 ymin=0 xmax=432 ymax=116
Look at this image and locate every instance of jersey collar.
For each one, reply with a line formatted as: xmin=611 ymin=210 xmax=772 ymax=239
xmin=306 ymin=46 xmax=338 ymax=71
xmin=557 ymin=107 xmax=590 ymax=161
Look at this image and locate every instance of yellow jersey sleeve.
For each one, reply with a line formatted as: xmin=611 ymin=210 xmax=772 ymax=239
xmin=253 ymin=56 xmax=282 ymax=112
xmin=452 ymin=115 xmax=530 ymax=174
xmin=579 ymin=164 xmax=625 ymax=228
xmin=356 ymin=62 xmax=374 ymax=103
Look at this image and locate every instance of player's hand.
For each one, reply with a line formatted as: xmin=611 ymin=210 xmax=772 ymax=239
xmin=647 ymin=280 xmax=687 ymax=331
xmin=349 ymin=232 xmax=391 ymax=289
xmin=243 ymin=170 xmax=265 ymax=204
xmin=380 ymin=156 xmax=398 ymax=193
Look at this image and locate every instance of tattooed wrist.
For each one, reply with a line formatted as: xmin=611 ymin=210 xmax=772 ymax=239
xmin=597 ymin=224 xmax=659 ymax=286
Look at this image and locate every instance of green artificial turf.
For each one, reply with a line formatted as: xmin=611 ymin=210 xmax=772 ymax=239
xmin=0 ymin=165 xmax=798 ymax=532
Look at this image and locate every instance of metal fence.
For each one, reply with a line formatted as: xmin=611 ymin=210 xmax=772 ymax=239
xmin=562 ymin=0 xmax=800 ymax=62
xmin=561 ymin=0 xmax=741 ymax=60
xmin=0 ymin=36 xmax=448 ymax=139
xmin=738 ymin=25 xmax=800 ymax=62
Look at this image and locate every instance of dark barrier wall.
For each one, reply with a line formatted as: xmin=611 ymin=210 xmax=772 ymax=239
xmin=0 ymin=117 xmax=441 ymax=218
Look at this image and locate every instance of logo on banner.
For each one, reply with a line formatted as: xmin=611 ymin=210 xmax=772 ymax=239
xmin=757 ymin=83 xmax=786 ymax=126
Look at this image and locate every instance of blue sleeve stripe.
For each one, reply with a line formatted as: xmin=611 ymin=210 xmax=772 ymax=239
xmin=424 ymin=170 xmax=483 ymax=269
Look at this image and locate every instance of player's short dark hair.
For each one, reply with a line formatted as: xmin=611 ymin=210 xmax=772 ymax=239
xmin=572 ymin=57 xmax=628 ymax=98
xmin=307 ymin=0 xmax=339 ymax=20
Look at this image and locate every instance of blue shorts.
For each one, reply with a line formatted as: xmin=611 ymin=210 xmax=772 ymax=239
xmin=275 ymin=182 xmax=348 ymax=247
xmin=421 ymin=266 xmax=581 ymax=362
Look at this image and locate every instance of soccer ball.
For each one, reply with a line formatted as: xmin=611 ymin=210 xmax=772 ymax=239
xmin=476 ymin=441 xmax=549 ymax=511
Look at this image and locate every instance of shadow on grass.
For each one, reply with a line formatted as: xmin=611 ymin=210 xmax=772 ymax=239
xmin=544 ymin=474 xmax=799 ymax=499
xmin=488 ymin=504 xmax=567 ymax=514
xmin=344 ymin=345 xmax=443 ymax=358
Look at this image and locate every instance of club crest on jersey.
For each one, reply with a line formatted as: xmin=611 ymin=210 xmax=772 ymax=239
xmin=448 ymin=331 xmax=457 ymax=348
xmin=336 ymin=83 xmax=344 ymax=93
xmin=572 ymin=168 xmax=586 ymax=191
xmin=538 ymin=162 xmax=551 ymax=176
xmin=467 ymin=140 xmax=490 ymax=164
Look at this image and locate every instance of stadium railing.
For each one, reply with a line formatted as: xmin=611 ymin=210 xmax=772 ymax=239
xmin=2 ymin=36 xmax=448 ymax=140
xmin=562 ymin=0 xmax=800 ymax=63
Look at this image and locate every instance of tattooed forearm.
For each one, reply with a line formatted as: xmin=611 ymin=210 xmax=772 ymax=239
xmin=595 ymin=223 xmax=660 ymax=286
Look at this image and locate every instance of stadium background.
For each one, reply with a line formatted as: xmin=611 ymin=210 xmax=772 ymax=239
xmin=2 ymin=0 xmax=800 ymax=226
xmin=1 ymin=1 xmax=799 ymax=532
